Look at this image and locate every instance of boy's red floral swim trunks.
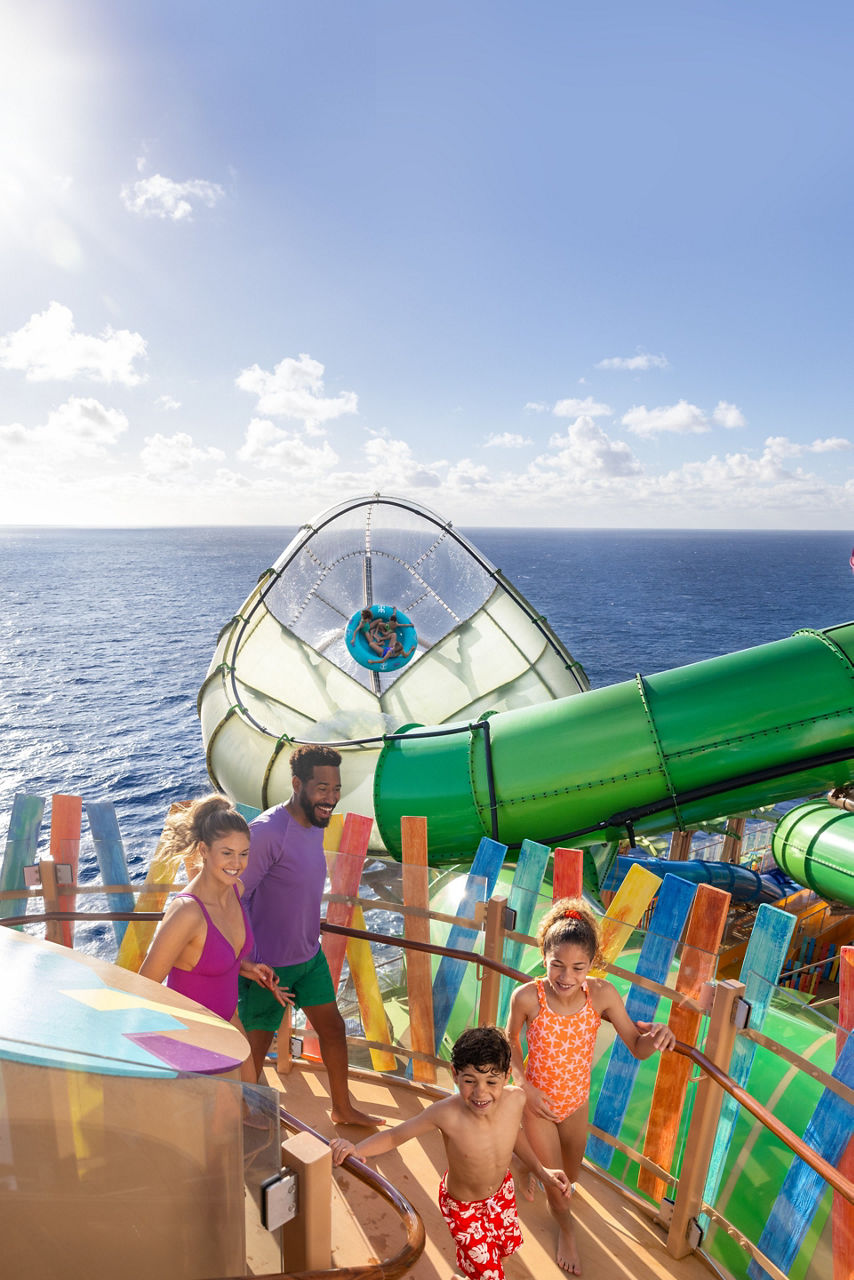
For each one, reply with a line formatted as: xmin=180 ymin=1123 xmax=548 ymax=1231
xmin=438 ymin=1169 xmax=523 ymax=1280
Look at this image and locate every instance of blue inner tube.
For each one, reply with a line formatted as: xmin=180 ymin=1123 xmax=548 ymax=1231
xmin=345 ymin=605 xmax=417 ymax=673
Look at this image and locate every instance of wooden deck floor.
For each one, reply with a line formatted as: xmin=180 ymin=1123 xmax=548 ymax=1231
xmin=258 ymin=1063 xmax=722 ymax=1280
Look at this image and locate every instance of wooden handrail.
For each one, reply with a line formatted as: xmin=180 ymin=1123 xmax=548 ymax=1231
xmin=674 ymin=1039 xmax=854 ymax=1203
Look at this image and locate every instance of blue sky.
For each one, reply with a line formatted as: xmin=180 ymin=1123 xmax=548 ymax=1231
xmin=1 ymin=1 xmax=852 ymax=528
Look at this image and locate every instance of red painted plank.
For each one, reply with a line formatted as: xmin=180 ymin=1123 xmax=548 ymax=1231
xmin=50 ymin=794 xmax=82 ymax=949
xmin=552 ymin=847 xmax=583 ymax=901
xmin=833 ymin=946 xmax=854 ymax=1280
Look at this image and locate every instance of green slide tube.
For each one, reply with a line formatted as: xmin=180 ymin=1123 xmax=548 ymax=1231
xmin=374 ymin=622 xmax=854 ymax=862
xmin=772 ymin=800 xmax=854 ymax=906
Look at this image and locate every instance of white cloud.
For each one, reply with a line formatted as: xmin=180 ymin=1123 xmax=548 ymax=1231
xmin=623 ymin=399 xmax=710 ymax=437
xmin=236 ymin=417 xmax=340 ymax=471
xmin=485 ymin=432 xmax=532 ymax=448
xmin=155 ymin=394 xmax=181 ymax=411
xmin=596 ymin=352 xmax=669 ymax=371
xmin=120 ymin=170 xmax=225 ymax=221
xmin=712 ymin=400 xmax=747 ymax=428
xmin=809 ymin=436 xmax=850 ymax=453
xmin=524 ymin=401 xmax=550 ymax=413
xmin=553 ymin=396 xmax=611 ymax=419
xmin=540 ymin=416 xmax=641 ymax=481
xmin=0 ymin=396 xmax=128 ymax=459
xmin=236 ymin=353 xmax=358 ymax=432
xmin=0 ymin=302 xmax=147 ymax=384
xmin=140 ymin=432 xmax=226 ymax=475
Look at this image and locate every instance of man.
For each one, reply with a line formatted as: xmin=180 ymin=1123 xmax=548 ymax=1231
xmin=237 ymin=744 xmax=382 ymax=1126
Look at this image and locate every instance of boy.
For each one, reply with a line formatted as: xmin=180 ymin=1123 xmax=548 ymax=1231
xmin=330 ymin=1026 xmax=569 ymax=1280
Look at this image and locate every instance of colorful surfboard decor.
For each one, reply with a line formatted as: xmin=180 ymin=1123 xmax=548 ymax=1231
xmin=345 ymin=604 xmax=417 ymax=673
xmin=85 ymin=800 xmax=135 ymax=947
xmin=595 ymin=862 xmax=663 ymax=971
xmin=346 ymin=905 xmax=396 ymax=1071
xmin=496 ymin=838 xmax=551 ymax=1026
xmin=748 ymin=1026 xmax=854 ymax=1280
xmin=552 ymin=847 xmax=584 ymax=902
xmin=401 ymin=816 xmax=437 ymax=1084
xmin=587 ymin=873 xmax=696 ymax=1169
xmin=116 ymin=804 xmax=190 ymax=973
xmin=0 ymin=794 xmax=45 ymax=926
xmin=638 ymin=881 xmax=731 ymax=1201
xmin=50 ymin=794 xmax=83 ymax=949
xmin=833 ymin=947 xmax=854 ymax=1280
xmin=431 ymin=836 xmax=507 ymax=1052
xmin=700 ymin=903 xmax=796 ymax=1230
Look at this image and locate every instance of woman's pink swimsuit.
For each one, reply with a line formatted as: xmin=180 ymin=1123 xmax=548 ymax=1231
xmin=165 ymin=887 xmax=253 ymax=1021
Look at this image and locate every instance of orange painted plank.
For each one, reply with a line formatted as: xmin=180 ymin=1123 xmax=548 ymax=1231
xmin=402 ymin=816 xmax=436 ymax=1084
xmin=638 ymin=882 xmax=731 ymax=1200
xmin=49 ymin=794 xmax=82 ymax=948
xmin=552 ymin=848 xmax=583 ymax=902
xmin=833 ymin=946 xmax=854 ymax=1280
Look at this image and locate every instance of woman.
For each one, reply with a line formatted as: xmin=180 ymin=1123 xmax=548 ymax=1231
xmin=140 ymin=794 xmax=290 ymax=1081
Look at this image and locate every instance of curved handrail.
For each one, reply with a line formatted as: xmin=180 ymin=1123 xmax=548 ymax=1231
xmin=674 ymin=1039 xmax=854 ymax=1202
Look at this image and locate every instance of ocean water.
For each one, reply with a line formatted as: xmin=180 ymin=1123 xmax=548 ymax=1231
xmin=1 ymin=526 xmax=852 ymax=899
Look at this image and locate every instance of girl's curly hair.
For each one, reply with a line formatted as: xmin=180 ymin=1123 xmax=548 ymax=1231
xmin=536 ymin=897 xmax=603 ymax=967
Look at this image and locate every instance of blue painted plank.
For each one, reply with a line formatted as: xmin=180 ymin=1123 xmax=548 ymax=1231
xmin=701 ymin=904 xmax=796 ymax=1227
xmin=496 ymin=838 xmax=551 ymax=1026
xmin=748 ymin=1030 xmax=854 ymax=1280
xmin=85 ymin=801 xmax=136 ymax=948
xmin=236 ymin=802 xmax=262 ymax=822
xmin=0 ymin=795 xmax=45 ymax=926
xmin=587 ymin=874 xmax=696 ymax=1168
xmin=432 ymin=837 xmax=507 ymax=1051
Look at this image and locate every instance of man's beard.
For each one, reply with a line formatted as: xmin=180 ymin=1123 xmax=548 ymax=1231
xmin=298 ymin=787 xmax=330 ymax=828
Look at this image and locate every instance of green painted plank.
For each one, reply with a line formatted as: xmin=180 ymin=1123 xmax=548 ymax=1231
xmin=0 ymin=795 xmax=45 ymax=926
xmin=496 ymin=838 xmax=550 ymax=1025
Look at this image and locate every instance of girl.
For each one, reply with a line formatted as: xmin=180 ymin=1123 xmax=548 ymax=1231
xmin=506 ymin=898 xmax=675 ymax=1275
xmin=140 ymin=795 xmax=290 ymax=1082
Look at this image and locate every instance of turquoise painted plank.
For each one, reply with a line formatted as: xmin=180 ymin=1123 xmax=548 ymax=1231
xmin=748 ymin=1030 xmax=854 ymax=1280
xmin=0 ymin=795 xmax=45 ymax=926
xmin=587 ymin=874 xmax=696 ymax=1168
xmin=236 ymin=802 xmax=262 ymax=821
xmin=701 ymin=903 xmax=795 ymax=1229
xmin=431 ymin=837 xmax=507 ymax=1050
xmin=496 ymin=838 xmax=551 ymax=1026
xmin=85 ymin=801 xmax=135 ymax=948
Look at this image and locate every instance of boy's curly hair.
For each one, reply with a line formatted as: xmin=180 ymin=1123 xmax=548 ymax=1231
xmin=451 ymin=1025 xmax=511 ymax=1075
xmin=536 ymin=897 xmax=603 ymax=967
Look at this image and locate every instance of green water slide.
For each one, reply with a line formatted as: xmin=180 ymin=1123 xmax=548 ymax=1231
xmin=374 ymin=622 xmax=854 ymax=862
xmin=773 ymin=799 xmax=854 ymax=906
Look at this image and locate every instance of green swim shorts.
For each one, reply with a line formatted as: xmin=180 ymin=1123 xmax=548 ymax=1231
xmin=237 ymin=946 xmax=337 ymax=1033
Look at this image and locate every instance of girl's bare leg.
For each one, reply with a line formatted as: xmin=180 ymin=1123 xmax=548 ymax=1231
xmin=524 ymin=1110 xmax=580 ymax=1273
xmin=552 ymin=1107 xmax=588 ymax=1274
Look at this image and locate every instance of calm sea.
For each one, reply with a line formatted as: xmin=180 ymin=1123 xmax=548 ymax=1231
xmin=1 ymin=526 xmax=852 ymax=929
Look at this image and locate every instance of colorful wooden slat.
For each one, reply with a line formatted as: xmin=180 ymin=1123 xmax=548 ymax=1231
xmin=587 ymin=873 xmax=696 ymax=1168
xmin=299 ymin=813 xmax=373 ymax=1061
xmin=85 ymin=801 xmax=135 ymax=948
xmin=700 ymin=903 xmax=795 ymax=1227
xmin=431 ymin=837 xmax=507 ymax=1053
xmin=596 ymin=863 xmax=663 ymax=970
xmin=116 ymin=803 xmax=189 ymax=972
xmin=833 ymin=947 xmax=854 ymax=1280
xmin=638 ymin=882 xmax=731 ymax=1199
xmin=552 ymin=847 xmax=584 ymax=902
xmin=401 ymin=816 xmax=436 ymax=1083
xmin=749 ymin=1025 xmax=854 ymax=1280
xmin=346 ymin=904 xmax=396 ymax=1070
xmin=496 ymin=838 xmax=551 ymax=1026
xmin=50 ymin=794 xmax=83 ymax=948
xmin=0 ymin=794 xmax=45 ymax=925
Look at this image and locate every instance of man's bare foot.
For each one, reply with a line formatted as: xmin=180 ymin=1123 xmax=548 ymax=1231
xmin=331 ymin=1105 xmax=386 ymax=1127
xmin=556 ymin=1224 xmax=581 ymax=1275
